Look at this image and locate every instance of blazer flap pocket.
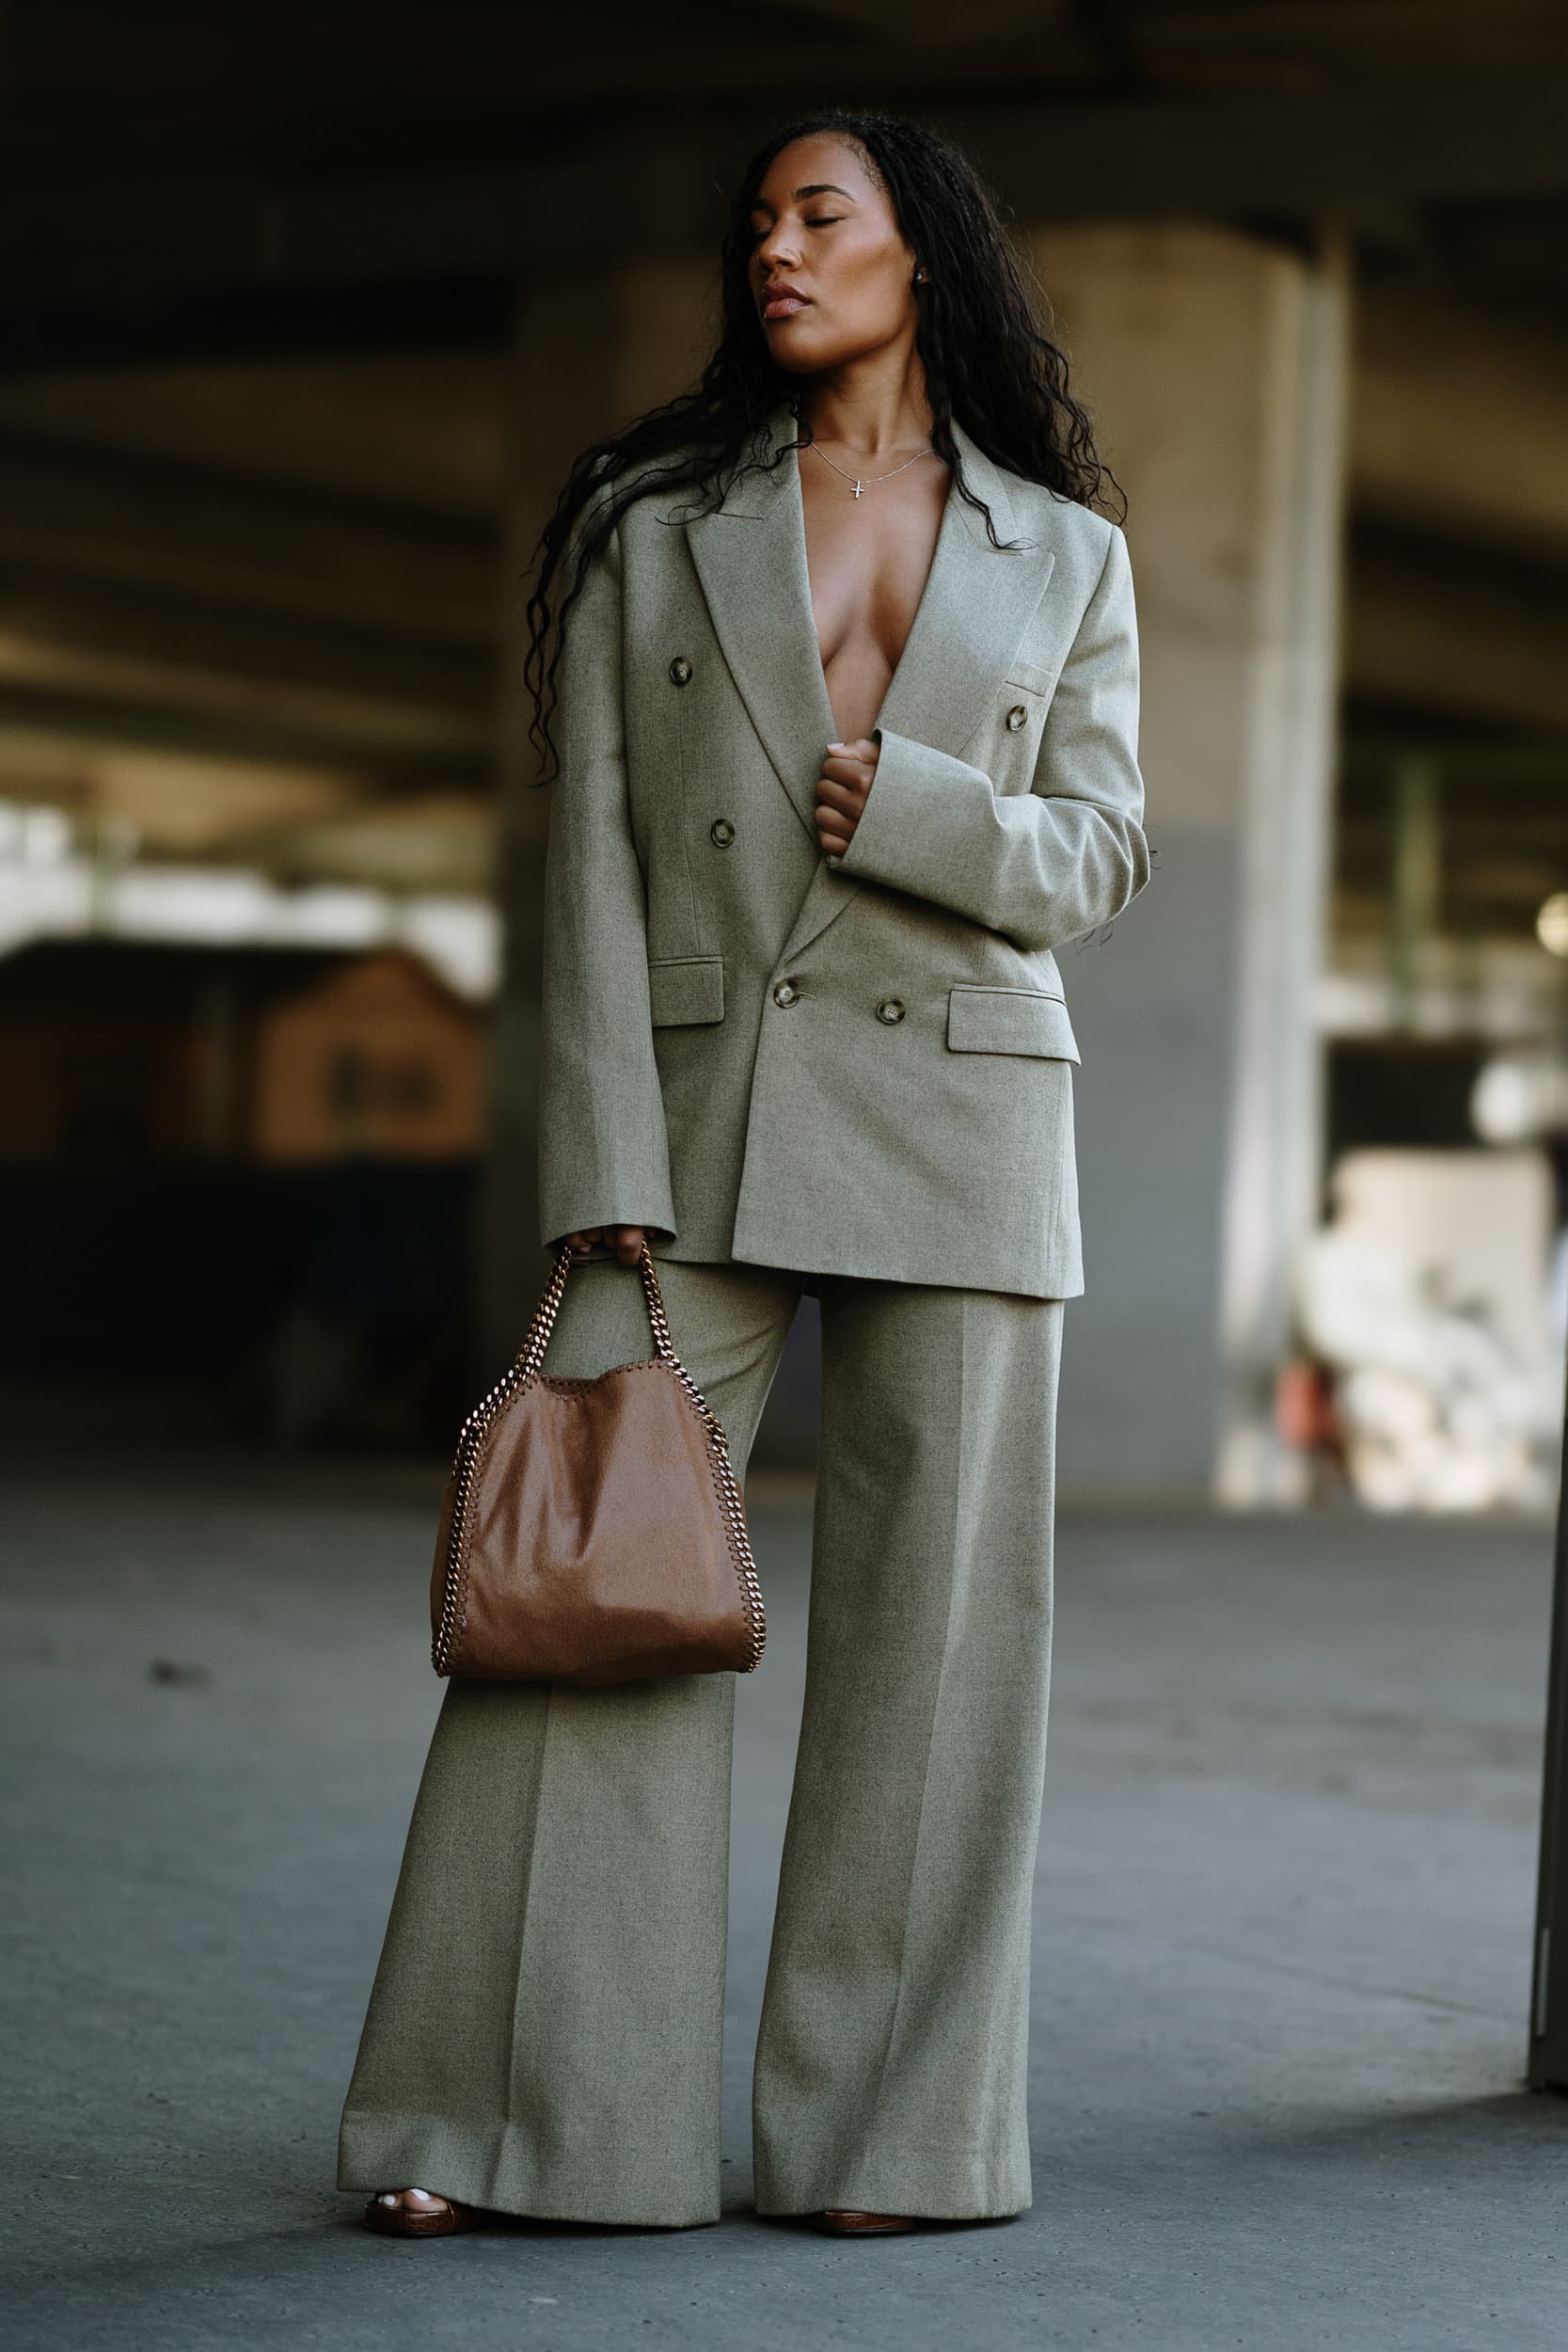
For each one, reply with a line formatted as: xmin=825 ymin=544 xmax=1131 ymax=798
xmin=946 ymin=984 xmax=1080 ymax=1063
xmin=647 ymin=954 xmax=724 ymax=1026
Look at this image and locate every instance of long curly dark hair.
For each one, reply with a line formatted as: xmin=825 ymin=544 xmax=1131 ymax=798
xmin=523 ymin=106 xmax=1121 ymax=780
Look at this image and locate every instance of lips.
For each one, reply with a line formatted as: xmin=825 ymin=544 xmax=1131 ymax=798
xmin=762 ymin=286 xmax=810 ymax=321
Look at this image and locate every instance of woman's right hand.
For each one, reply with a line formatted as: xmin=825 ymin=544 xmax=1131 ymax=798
xmin=564 ymin=1223 xmax=648 ymax=1267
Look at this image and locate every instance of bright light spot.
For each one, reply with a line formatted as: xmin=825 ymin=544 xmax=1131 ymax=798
xmin=0 ymin=863 xmax=88 ymax=955
xmin=1472 ymin=1052 xmax=1568 ymax=1142
xmin=399 ymin=898 xmax=501 ymax=999
xmin=1537 ymin=892 xmax=1568 ymax=956
xmin=274 ymin=885 xmax=388 ymax=947
xmin=0 ymin=823 xmax=500 ymax=1000
xmin=0 ymin=803 xmax=75 ymax=866
xmin=112 ymin=867 xmax=277 ymax=940
xmin=1472 ymin=1057 xmax=1536 ymax=1143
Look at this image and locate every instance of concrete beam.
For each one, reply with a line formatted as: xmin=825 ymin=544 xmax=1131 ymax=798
xmin=1344 ymin=524 xmax=1568 ymax=737
xmin=0 ymin=687 xmax=485 ymax=781
xmin=0 ymin=351 xmax=507 ymax=514
xmin=1352 ymin=290 xmax=1568 ymax=564
xmin=0 ymin=575 xmax=489 ymax=761
xmin=0 ymin=433 xmax=494 ymax=642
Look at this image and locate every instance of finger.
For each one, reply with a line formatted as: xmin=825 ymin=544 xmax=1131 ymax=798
xmin=816 ymin=819 xmax=856 ymax=856
xmin=815 ymin=776 xmax=865 ymax=816
xmin=828 ymin=737 xmax=879 ymax=762
xmin=820 ymin=754 xmax=876 ymax=789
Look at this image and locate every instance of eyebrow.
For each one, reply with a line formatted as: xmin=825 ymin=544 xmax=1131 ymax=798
xmin=750 ymin=183 xmax=859 ymax=213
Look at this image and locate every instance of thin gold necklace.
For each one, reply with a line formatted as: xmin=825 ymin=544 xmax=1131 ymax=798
xmin=809 ymin=438 xmax=934 ymax=500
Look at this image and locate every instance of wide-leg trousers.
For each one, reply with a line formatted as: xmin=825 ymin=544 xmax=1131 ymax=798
xmin=337 ymin=1252 xmax=1065 ymax=2226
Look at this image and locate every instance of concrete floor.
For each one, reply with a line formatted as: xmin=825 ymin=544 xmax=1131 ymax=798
xmin=3 ymin=1456 xmax=1565 ymax=2350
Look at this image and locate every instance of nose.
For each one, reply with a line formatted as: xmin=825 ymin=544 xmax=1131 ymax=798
xmin=754 ymin=222 xmax=799 ymax=276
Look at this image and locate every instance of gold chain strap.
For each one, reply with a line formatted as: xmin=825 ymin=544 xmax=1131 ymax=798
xmin=431 ymin=1241 xmax=766 ymax=1675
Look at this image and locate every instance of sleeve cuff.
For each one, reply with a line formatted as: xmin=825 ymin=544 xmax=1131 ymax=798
xmin=829 ymin=725 xmax=995 ymax=895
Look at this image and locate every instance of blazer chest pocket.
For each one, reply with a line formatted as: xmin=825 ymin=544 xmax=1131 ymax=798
xmin=647 ymin=954 xmax=724 ymax=1026
xmin=1005 ymin=656 xmax=1055 ymax=700
xmin=946 ymin=984 xmax=1080 ymax=1063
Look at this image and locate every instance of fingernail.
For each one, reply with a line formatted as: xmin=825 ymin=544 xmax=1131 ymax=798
xmin=827 ymin=740 xmax=846 ymax=751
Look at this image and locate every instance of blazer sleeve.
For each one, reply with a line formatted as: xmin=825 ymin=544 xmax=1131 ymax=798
xmin=536 ymin=513 xmax=678 ymax=1251
xmin=829 ymin=522 xmax=1151 ymax=956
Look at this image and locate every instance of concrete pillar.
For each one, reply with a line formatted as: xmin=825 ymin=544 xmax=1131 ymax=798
xmin=1028 ymin=225 xmax=1351 ymax=1501
xmin=480 ymin=262 xmax=713 ymax=1369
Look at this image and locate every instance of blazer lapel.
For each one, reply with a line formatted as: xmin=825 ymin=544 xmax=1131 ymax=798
xmin=871 ymin=422 xmax=1058 ymax=759
xmin=684 ymin=409 xmax=836 ymax=845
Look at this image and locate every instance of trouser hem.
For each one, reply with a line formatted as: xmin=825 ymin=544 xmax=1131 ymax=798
xmin=752 ymin=2141 xmax=1031 ymax=2222
xmin=338 ymin=2108 xmax=721 ymax=2230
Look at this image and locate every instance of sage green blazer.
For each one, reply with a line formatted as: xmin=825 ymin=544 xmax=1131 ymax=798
xmin=536 ymin=405 xmax=1149 ymax=1300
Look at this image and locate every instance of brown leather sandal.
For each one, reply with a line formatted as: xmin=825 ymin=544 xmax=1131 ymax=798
xmin=817 ymin=2208 xmax=917 ymax=2234
xmin=364 ymin=2188 xmax=485 ymax=2237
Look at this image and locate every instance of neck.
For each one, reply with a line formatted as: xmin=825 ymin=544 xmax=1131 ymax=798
xmin=797 ymin=350 xmax=933 ymax=459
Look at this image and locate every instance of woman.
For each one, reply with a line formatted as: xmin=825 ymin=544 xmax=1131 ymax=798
xmin=339 ymin=105 xmax=1148 ymax=2238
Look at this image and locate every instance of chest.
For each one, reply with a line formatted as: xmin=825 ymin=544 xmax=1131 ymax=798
xmin=799 ymin=451 xmax=950 ymax=677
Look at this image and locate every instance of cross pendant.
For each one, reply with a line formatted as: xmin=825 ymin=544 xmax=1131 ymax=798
xmin=851 ymin=479 xmax=863 ymax=498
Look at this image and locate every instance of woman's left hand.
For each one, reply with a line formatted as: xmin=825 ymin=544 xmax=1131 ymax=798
xmin=815 ymin=737 xmax=880 ymax=859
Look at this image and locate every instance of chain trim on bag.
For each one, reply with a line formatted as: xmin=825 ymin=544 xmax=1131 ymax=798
xmin=431 ymin=1239 xmax=766 ymax=1677
xmin=640 ymin=1255 xmax=768 ymax=1674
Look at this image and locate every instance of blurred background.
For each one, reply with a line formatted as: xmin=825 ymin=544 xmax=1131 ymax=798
xmin=8 ymin=12 xmax=1568 ymax=2344
xmin=4 ymin=4 xmax=1568 ymax=1513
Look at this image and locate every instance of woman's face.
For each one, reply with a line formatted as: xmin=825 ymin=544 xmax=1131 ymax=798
xmin=746 ymin=135 xmax=920 ymax=374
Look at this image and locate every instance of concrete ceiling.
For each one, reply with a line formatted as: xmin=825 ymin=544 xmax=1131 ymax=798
xmin=4 ymin=4 xmax=1568 ymax=349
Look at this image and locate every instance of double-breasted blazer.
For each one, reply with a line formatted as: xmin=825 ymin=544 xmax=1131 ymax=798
xmin=536 ymin=405 xmax=1149 ymax=1300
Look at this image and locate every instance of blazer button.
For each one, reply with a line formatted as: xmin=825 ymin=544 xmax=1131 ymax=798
xmin=709 ymin=818 xmax=736 ymax=848
xmin=1006 ymin=703 xmax=1029 ymax=731
xmin=876 ymin=997 xmax=906 ymax=1025
xmin=772 ymin=978 xmax=801 ymax=1009
xmin=669 ymin=656 xmax=693 ymax=686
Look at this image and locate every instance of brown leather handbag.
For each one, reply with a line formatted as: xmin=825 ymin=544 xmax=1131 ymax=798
xmin=429 ymin=1238 xmax=766 ymax=1686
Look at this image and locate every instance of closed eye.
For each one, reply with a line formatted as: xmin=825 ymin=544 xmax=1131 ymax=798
xmin=748 ymin=215 xmax=845 ymax=244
